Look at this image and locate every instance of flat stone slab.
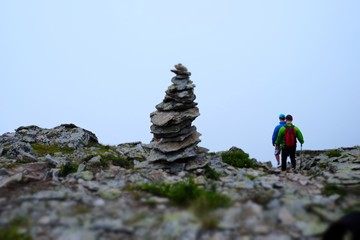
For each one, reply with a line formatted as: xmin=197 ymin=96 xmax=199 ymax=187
xmin=150 ymin=107 xmax=199 ymax=127
xmin=153 ymin=132 xmax=201 ymax=153
xmin=148 ymin=145 xmax=198 ymax=162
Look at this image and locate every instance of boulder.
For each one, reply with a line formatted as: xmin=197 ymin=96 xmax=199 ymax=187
xmin=14 ymin=123 xmax=98 ymax=149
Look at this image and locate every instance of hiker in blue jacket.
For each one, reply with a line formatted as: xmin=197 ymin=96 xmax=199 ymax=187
xmin=272 ymin=114 xmax=286 ymax=166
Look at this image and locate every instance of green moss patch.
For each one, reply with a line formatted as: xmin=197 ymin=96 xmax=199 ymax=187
xmin=0 ymin=216 xmax=32 ymax=240
xmin=31 ymin=143 xmax=74 ymax=156
xmin=88 ymin=143 xmax=116 ymax=154
xmin=322 ymin=183 xmax=347 ymax=197
xmin=102 ymin=154 xmax=133 ymax=169
xmin=246 ymin=174 xmax=257 ymax=180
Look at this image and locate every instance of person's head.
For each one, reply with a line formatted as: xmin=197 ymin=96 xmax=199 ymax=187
xmin=279 ymin=114 xmax=285 ymax=121
xmin=285 ymin=114 xmax=293 ymax=122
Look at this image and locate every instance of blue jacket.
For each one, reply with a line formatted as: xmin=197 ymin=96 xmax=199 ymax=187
xmin=272 ymin=121 xmax=286 ymax=145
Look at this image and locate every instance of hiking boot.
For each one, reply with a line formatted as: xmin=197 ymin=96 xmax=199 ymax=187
xmin=292 ymin=169 xmax=298 ymax=174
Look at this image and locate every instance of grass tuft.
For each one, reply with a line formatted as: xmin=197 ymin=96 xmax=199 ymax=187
xmin=326 ymin=149 xmax=342 ymax=158
xmin=137 ymin=178 xmax=231 ymax=210
xmin=204 ymin=165 xmax=221 ymax=180
xmin=221 ymin=149 xmax=255 ymax=169
xmin=136 ymin=179 xmax=230 ymax=230
xmin=59 ymin=162 xmax=79 ymax=177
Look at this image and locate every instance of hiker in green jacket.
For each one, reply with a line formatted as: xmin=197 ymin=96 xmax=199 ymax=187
xmin=275 ymin=114 xmax=304 ymax=172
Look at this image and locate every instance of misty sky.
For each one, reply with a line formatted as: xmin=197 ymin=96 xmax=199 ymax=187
xmin=1 ymin=1 xmax=359 ymax=166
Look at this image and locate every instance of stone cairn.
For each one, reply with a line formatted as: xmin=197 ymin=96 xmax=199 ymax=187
xmin=148 ymin=64 xmax=208 ymax=172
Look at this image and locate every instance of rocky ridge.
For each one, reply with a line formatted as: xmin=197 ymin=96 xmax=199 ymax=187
xmin=0 ymin=124 xmax=360 ymax=240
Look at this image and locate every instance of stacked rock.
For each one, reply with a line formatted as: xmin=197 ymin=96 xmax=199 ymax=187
xmin=148 ymin=64 xmax=208 ymax=171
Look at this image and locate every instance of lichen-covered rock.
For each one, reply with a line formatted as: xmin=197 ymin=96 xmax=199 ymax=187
xmin=14 ymin=123 xmax=98 ymax=148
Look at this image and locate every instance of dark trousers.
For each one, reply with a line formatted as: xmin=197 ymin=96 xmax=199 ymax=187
xmin=281 ymin=146 xmax=296 ymax=171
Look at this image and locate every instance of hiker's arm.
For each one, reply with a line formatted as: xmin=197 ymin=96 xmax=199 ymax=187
xmin=295 ymin=127 xmax=304 ymax=145
xmin=272 ymin=127 xmax=278 ymax=145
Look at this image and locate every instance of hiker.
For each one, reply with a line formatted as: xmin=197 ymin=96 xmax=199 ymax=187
xmin=272 ymin=113 xmax=286 ymax=166
xmin=275 ymin=114 xmax=304 ymax=172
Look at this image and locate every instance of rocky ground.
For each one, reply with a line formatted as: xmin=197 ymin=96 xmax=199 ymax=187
xmin=1 ymin=124 xmax=360 ymax=240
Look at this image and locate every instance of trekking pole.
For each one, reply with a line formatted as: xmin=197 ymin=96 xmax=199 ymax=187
xmin=300 ymin=144 xmax=303 ymax=170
